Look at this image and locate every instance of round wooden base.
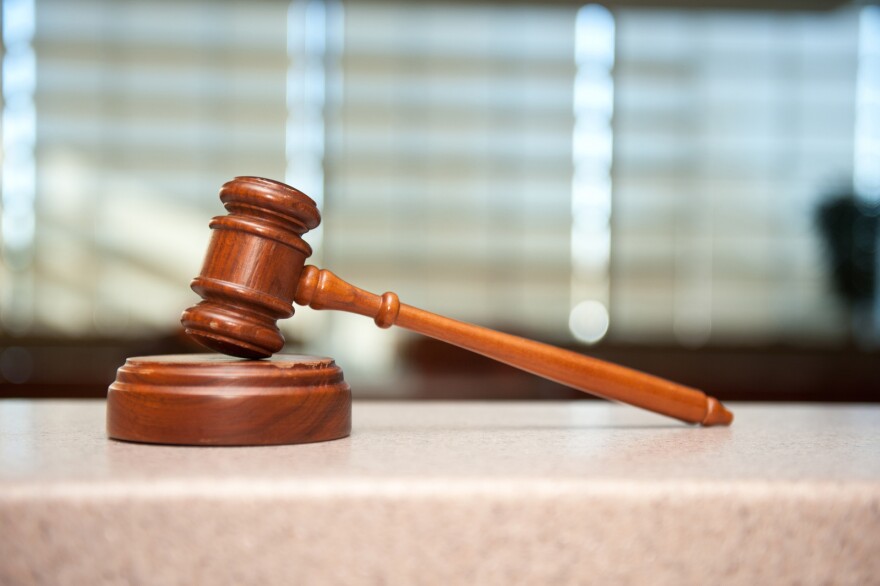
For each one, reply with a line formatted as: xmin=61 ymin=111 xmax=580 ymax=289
xmin=107 ymin=354 xmax=351 ymax=446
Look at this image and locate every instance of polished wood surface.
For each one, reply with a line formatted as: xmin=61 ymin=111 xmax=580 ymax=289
xmin=180 ymin=177 xmax=732 ymax=426
xmin=107 ymin=354 xmax=351 ymax=446
xmin=295 ymin=266 xmax=731 ymax=426
xmin=180 ymin=176 xmax=321 ymax=359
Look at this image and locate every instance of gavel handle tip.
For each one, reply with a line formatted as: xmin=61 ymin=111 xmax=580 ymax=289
xmin=700 ymin=397 xmax=734 ymax=426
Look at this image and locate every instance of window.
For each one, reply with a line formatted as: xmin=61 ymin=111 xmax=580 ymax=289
xmin=2 ymin=0 xmax=291 ymax=337
xmin=1 ymin=1 xmax=874 ymax=373
xmin=608 ymin=7 xmax=863 ymax=345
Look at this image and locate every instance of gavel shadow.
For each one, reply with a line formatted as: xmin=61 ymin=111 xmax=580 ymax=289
xmin=363 ymin=424 xmax=686 ymax=432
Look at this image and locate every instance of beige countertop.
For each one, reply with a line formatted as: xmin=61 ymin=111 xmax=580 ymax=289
xmin=1 ymin=400 xmax=878 ymax=584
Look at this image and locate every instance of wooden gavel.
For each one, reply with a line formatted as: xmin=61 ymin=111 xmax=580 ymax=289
xmin=181 ymin=176 xmax=733 ymax=426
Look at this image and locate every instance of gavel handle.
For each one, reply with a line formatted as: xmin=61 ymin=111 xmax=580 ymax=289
xmin=294 ymin=266 xmax=733 ymax=426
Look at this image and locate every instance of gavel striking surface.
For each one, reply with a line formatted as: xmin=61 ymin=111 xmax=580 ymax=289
xmin=107 ymin=354 xmax=351 ymax=446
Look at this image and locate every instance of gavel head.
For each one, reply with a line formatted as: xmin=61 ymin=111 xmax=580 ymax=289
xmin=180 ymin=177 xmax=320 ymax=359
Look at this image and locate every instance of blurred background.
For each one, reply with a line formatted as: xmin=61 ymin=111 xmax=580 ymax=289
xmin=1 ymin=0 xmax=878 ymax=401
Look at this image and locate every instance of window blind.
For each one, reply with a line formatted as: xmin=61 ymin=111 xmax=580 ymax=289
xmin=322 ymin=1 xmax=578 ymax=340
xmin=2 ymin=0 xmax=292 ymax=336
xmin=608 ymin=7 xmax=861 ymax=345
xmin=1 ymin=0 xmax=871 ymax=360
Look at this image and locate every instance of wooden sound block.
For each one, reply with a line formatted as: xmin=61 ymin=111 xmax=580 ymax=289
xmin=106 ymin=354 xmax=351 ymax=446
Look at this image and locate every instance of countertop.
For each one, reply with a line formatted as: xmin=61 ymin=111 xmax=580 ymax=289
xmin=1 ymin=400 xmax=878 ymax=585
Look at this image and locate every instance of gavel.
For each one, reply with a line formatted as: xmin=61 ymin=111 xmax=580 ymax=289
xmin=180 ymin=176 xmax=733 ymax=426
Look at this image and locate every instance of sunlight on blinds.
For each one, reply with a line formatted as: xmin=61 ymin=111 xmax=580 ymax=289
xmin=317 ymin=0 xmax=579 ymax=374
xmin=1 ymin=0 xmax=293 ymax=337
xmin=0 ymin=0 xmax=873 ymax=359
xmin=1 ymin=0 xmax=37 ymax=333
xmin=855 ymin=6 xmax=880 ymax=200
xmin=570 ymin=4 xmax=614 ymax=344
xmin=609 ymin=7 xmax=861 ymax=346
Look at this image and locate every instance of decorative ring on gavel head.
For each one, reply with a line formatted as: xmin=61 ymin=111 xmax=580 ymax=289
xmin=180 ymin=176 xmax=321 ymax=359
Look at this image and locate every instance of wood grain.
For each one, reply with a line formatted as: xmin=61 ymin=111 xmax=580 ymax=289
xmin=295 ymin=266 xmax=732 ymax=426
xmin=107 ymin=354 xmax=351 ymax=446
xmin=180 ymin=176 xmax=321 ymax=359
